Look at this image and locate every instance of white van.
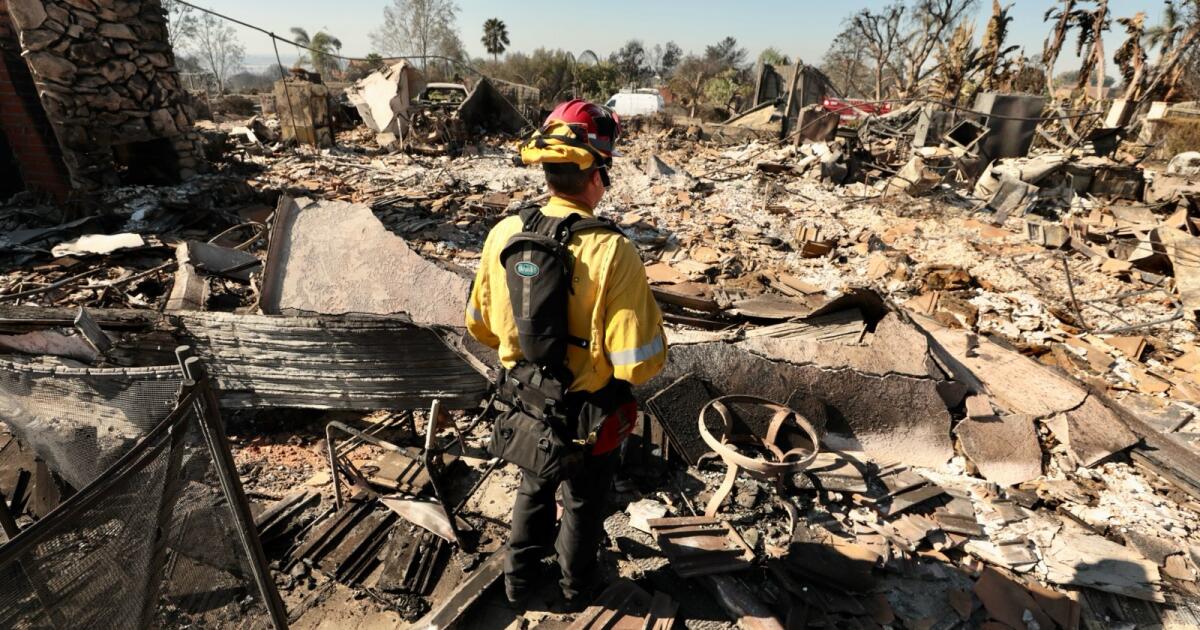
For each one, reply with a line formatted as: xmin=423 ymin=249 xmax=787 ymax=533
xmin=604 ymin=90 xmax=664 ymax=117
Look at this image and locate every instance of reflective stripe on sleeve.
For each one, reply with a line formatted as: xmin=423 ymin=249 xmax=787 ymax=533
xmin=608 ymin=334 xmax=664 ymax=366
xmin=467 ymin=305 xmax=483 ymax=321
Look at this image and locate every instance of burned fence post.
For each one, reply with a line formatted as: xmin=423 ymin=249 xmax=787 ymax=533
xmin=175 ymin=346 xmax=290 ymax=630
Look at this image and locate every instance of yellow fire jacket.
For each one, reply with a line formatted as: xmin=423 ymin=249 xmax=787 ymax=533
xmin=466 ymin=196 xmax=667 ymax=393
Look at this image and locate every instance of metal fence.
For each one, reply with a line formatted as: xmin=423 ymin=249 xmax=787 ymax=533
xmin=0 ymin=353 xmax=287 ymax=629
xmin=0 ymin=359 xmax=182 ymax=490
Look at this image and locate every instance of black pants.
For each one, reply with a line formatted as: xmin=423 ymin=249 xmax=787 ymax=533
xmin=504 ymin=451 xmax=615 ymax=599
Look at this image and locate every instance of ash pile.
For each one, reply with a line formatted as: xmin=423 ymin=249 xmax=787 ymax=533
xmin=4 ymin=12 xmax=1200 ymax=630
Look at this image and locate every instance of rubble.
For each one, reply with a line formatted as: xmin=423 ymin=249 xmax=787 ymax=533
xmin=4 ymin=27 xmax=1200 ymax=629
xmin=953 ymin=412 xmax=1043 ymax=487
xmin=644 ymin=311 xmax=956 ymax=468
xmin=345 ymin=60 xmax=426 ymax=150
xmin=347 ymin=62 xmax=533 ymax=155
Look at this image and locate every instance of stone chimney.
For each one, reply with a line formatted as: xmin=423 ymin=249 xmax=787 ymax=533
xmin=0 ymin=0 xmax=72 ymax=200
xmin=3 ymin=0 xmax=207 ymax=194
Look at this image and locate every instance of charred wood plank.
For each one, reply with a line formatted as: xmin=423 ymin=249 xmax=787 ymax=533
xmin=413 ymin=549 xmax=504 ymax=628
xmin=0 ymin=306 xmax=161 ymax=332
xmin=1091 ymin=389 xmax=1200 ymax=502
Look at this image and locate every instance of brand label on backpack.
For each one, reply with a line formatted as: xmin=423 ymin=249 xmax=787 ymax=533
xmin=515 ymin=261 xmax=540 ymax=277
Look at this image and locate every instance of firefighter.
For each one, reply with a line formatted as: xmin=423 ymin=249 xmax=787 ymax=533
xmin=465 ymin=99 xmax=667 ymax=609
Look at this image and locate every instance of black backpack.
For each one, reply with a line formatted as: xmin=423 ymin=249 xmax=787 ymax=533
xmin=499 ymin=205 xmax=622 ymax=379
xmin=489 ymin=206 xmax=632 ymax=479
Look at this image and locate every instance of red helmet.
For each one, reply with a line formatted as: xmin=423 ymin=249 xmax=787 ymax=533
xmin=544 ymin=99 xmax=622 ymax=157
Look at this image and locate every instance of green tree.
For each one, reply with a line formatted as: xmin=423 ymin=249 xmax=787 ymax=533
xmin=611 ymin=39 xmax=648 ymax=86
xmin=657 ymin=42 xmax=686 ymax=76
xmin=575 ymin=61 xmax=620 ymax=101
xmin=703 ymin=67 xmax=744 ymax=111
xmin=481 ymin=18 xmax=510 ymax=62
xmin=758 ymin=47 xmax=791 ymax=67
xmin=290 ymin=27 xmax=343 ymax=80
xmin=705 ymin=36 xmax=747 ymax=69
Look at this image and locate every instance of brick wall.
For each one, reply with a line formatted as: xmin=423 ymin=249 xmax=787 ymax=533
xmin=0 ymin=0 xmax=71 ymax=200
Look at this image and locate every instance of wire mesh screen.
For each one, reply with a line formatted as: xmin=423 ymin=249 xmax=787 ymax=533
xmin=0 ymin=380 xmax=277 ymax=630
xmin=0 ymin=359 xmax=182 ymax=489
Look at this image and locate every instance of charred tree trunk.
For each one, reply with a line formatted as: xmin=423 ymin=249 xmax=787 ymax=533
xmin=1042 ymin=0 xmax=1076 ymax=97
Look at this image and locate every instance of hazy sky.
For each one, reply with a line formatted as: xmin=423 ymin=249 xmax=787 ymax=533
xmin=191 ymin=0 xmax=1166 ymax=74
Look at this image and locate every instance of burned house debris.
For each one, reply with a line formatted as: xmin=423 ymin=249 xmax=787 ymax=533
xmin=275 ymin=76 xmax=335 ymax=148
xmin=346 ymin=60 xmax=535 ymax=155
xmin=4 ymin=1 xmax=1200 ymax=629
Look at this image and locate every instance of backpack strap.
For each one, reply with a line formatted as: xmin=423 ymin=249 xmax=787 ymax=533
xmin=518 ymin=205 xmax=548 ymax=232
xmin=518 ymin=207 xmax=624 ymax=244
xmin=566 ymin=217 xmax=624 ymax=239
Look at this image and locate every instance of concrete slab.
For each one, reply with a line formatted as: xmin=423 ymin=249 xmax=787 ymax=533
xmin=913 ymin=314 xmax=1088 ymax=417
xmin=259 ymin=196 xmax=470 ymax=327
xmin=954 ymin=414 xmax=1043 ymax=487
xmin=1054 ymin=395 xmax=1140 ymax=467
xmin=741 ymin=312 xmax=935 ymax=379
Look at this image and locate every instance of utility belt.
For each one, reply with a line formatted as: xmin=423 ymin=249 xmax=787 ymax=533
xmin=487 ymin=362 xmax=636 ymax=481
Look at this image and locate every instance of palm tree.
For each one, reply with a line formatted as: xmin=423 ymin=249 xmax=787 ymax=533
xmin=1115 ymin=12 xmax=1148 ymax=97
xmin=1143 ymin=1 xmax=1182 ymax=56
xmin=1042 ymin=0 xmax=1078 ymax=95
xmin=1064 ymin=0 xmax=1110 ymax=99
xmin=290 ymin=27 xmax=311 ymax=67
xmin=976 ymin=0 xmax=1019 ymax=90
xmin=290 ymin=27 xmax=343 ymax=80
xmin=481 ymin=18 xmax=509 ymax=62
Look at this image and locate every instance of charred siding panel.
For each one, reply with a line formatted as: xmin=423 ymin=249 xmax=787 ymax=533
xmin=172 ymin=312 xmax=488 ymax=410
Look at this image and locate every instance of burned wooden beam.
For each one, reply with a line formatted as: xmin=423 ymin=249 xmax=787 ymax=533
xmin=648 ymin=516 xmax=756 ymax=578
xmin=0 ymin=305 xmax=162 ymax=332
xmin=412 ymin=549 xmax=504 ymax=628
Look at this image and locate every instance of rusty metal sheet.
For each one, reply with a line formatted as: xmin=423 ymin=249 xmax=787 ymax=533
xmin=648 ymin=516 xmax=755 ymax=578
xmin=378 ymin=494 xmax=467 ymax=544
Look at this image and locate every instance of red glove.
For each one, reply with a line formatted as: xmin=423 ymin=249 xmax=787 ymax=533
xmin=591 ymin=401 xmax=638 ymax=455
